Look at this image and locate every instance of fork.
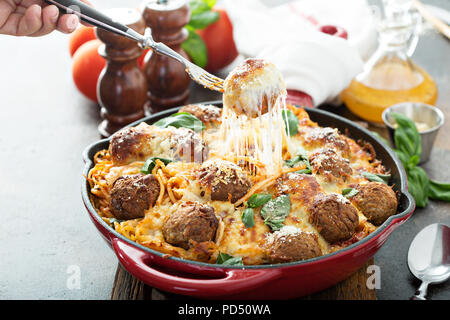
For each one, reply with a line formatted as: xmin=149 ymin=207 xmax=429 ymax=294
xmin=45 ymin=0 xmax=225 ymax=92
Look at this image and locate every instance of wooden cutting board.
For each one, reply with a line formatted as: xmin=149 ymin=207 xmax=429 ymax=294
xmin=110 ymin=258 xmax=376 ymax=300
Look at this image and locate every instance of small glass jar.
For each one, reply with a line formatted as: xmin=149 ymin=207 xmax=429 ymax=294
xmin=342 ymin=0 xmax=438 ymax=124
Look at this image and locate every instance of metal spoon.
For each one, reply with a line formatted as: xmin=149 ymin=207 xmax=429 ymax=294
xmin=407 ymin=223 xmax=450 ymax=300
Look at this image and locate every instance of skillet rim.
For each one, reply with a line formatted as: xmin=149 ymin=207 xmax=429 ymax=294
xmin=81 ymin=101 xmax=415 ymax=270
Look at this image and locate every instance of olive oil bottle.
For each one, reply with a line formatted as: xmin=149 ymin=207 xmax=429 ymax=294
xmin=342 ymin=0 xmax=438 ymax=124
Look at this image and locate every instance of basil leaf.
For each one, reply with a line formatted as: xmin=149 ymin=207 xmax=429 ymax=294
xmin=407 ymin=166 xmax=429 ymax=208
xmin=362 ymin=172 xmax=391 ymax=184
xmin=406 ymin=154 xmax=420 ymax=170
xmin=342 ymin=188 xmax=359 ymax=198
xmin=216 ymin=252 xmax=243 ymax=265
xmin=247 ymin=194 xmax=272 ymax=208
xmin=391 ymin=112 xmax=422 ymax=159
xmin=153 ymin=111 xmax=206 ymax=131
xmin=428 ymin=179 xmax=450 ymax=202
xmin=295 ymin=168 xmax=312 ymax=174
xmin=141 ymin=157 xmax=172 ymax=174
xmin=285 ymin=151 xmax=312 ymax=174
xmin=189 ymin=0 xmax=211 ymax=14
xmin=260 ymin=195 xmax=290 ymax=231
xmin=282 ymin=109 xmax=299 ymax=136
xmin=203 ymin=0 xmax=217 ymax=8
xmin=264 ymin=220 xmax=285 ymax=231
xmin=370 ymin=131 xmax=390 ymax=146
xmin=109 ymin=218 xmax=123 ymax=230
xmin=241 ymin=208 xmax=255 ymax=228
xmin=189 ymin=10 xmax=219 ymax=29
xmin=181 ymin=28 xmax=208 ymax=68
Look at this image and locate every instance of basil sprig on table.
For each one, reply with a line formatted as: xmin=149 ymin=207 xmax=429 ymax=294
xmin=362 ymin=172 xmax=391 ymax=184
xmin=182 ymin=0 xmax=219 ymax=67
xmin=379 ymin=112 xmax=450 ymax=207
xmin=282 ymin=109 xmax=299 ymax=136
xmin=241 ymin=194 xmax=272 ymax=228
xmin=141 ymin=157 xmax=172 ymax=174
xmin=153 ymin=112 xmax=205 ymax=131
xmin=342 ymin=188 xmax=359 ymax=198
xmin=285 ymin=150 xmax=312 ymax=174
xmin=216 ymin=252 xmax=243 ymax=266
xmin=260 ymin=195 xmax=291 ymax=231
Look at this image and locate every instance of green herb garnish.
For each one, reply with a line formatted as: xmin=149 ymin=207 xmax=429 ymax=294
xmin=260 ymin=194 xmax=291 ymax=231
xmin=141 ymin=157 xmax=172 ymax=174
xmin=182 ymin=27 xmax=209 ymax=67
xmin=241 ymin=208 xmax=255 ymax=228
xmin=342 ymin=188 xmax=359 ymax=198
xmin=375 ymin=112 xmax=450 ymax=207
xmin=246 ymin=193 xmax=272 ymax=208
xmin=182 ymin=0 xmax=219 ymax=67
xmin=282 ymin=109 xmax=299 ymax=136
xmin=216 ymin=252 xmax=243 ymax=266
xmin=362 ymin=172 xmax=391 ymax=184
xmin=153 ymin=112 xmax=205 ymax=131
xmin=285 ymin=150 xmax=311 ymax=174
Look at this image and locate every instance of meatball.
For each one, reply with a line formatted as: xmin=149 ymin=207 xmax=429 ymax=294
xmin=268 ymin=227 xmax=322 ymax=263
xmin=309 ymin=193 xmax=359 ymax=243
xmin=302 ymin=127 xmax=351 ymax=158
xmin=162 ymin=202 xmax=219 ymax=250
xmin=223 ymin=58 xmax=287 ymax=118
xmin=351 ymin=182 xmax=398 ymax=225
xmin=109 ymin=124 xmax=152 ymax=165
xmin=170 ymin=127 xmax=208 ymax=163
xmin=178 ymin=104 xmax=222 ymax=124
xmin=309 ymin=148 xmax=352 ymax=180
xmin=110 ymin=174 xmax=160 ymax=220
xmin=197 ymin=160 xmax=252 ymax=203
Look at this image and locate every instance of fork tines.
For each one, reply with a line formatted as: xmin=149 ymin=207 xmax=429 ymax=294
xmin=186 ymin=64 xmax=224 ymax=92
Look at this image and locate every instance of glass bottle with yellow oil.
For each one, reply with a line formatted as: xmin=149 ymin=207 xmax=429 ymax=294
xmin=342 ymin=0 xmax=438 ymax=124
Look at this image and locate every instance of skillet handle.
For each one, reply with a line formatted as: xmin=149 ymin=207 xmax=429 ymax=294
xmin=112 ymin=238 xmax=281 ymax=298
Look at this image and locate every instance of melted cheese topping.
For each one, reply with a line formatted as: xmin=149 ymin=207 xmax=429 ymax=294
xmin=88 ymin=104 xmax=383 ymax=265
xmin=220 ymin=59 xmax=292 ymax=175
xmin=88 ymin=60 xmax=386 ymax=265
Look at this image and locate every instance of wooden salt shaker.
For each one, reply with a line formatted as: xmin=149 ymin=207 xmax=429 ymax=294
xmin=142 ymin=0 xmax=191 ymax=113
xmin=96 ymin=8 xmax=149 ymax=138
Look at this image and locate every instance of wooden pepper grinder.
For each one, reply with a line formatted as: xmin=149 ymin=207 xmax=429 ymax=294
xmin=142 ymin=0 xmax=191 ymax=113
xmin=96 ymin=8 xmax=149 ymax=138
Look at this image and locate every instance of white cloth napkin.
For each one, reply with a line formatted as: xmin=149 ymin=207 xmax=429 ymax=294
xmin=223 ymin=0 xmax=377 ymax=106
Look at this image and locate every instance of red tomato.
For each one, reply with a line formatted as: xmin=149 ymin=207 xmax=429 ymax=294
xmin=72 ymin=39 xmax=106 ymax=102
xmin=196 ymin=8 xmax=238 ymax=72
xmin=68 ymin=26 xmax=97 ymax=57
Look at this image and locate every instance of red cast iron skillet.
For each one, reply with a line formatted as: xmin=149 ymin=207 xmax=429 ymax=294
xmin=81 ymin=102 xmax=415 ymax=299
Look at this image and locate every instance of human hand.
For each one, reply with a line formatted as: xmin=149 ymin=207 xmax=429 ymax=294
xmin=0 ymin=0 xmax=91 ymax=37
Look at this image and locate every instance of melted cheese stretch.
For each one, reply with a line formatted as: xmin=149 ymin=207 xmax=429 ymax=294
xmin=220 ymin=60 xmax=291 ymax=176
xmin=88 ymin=106 xmax=381 ymax=265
